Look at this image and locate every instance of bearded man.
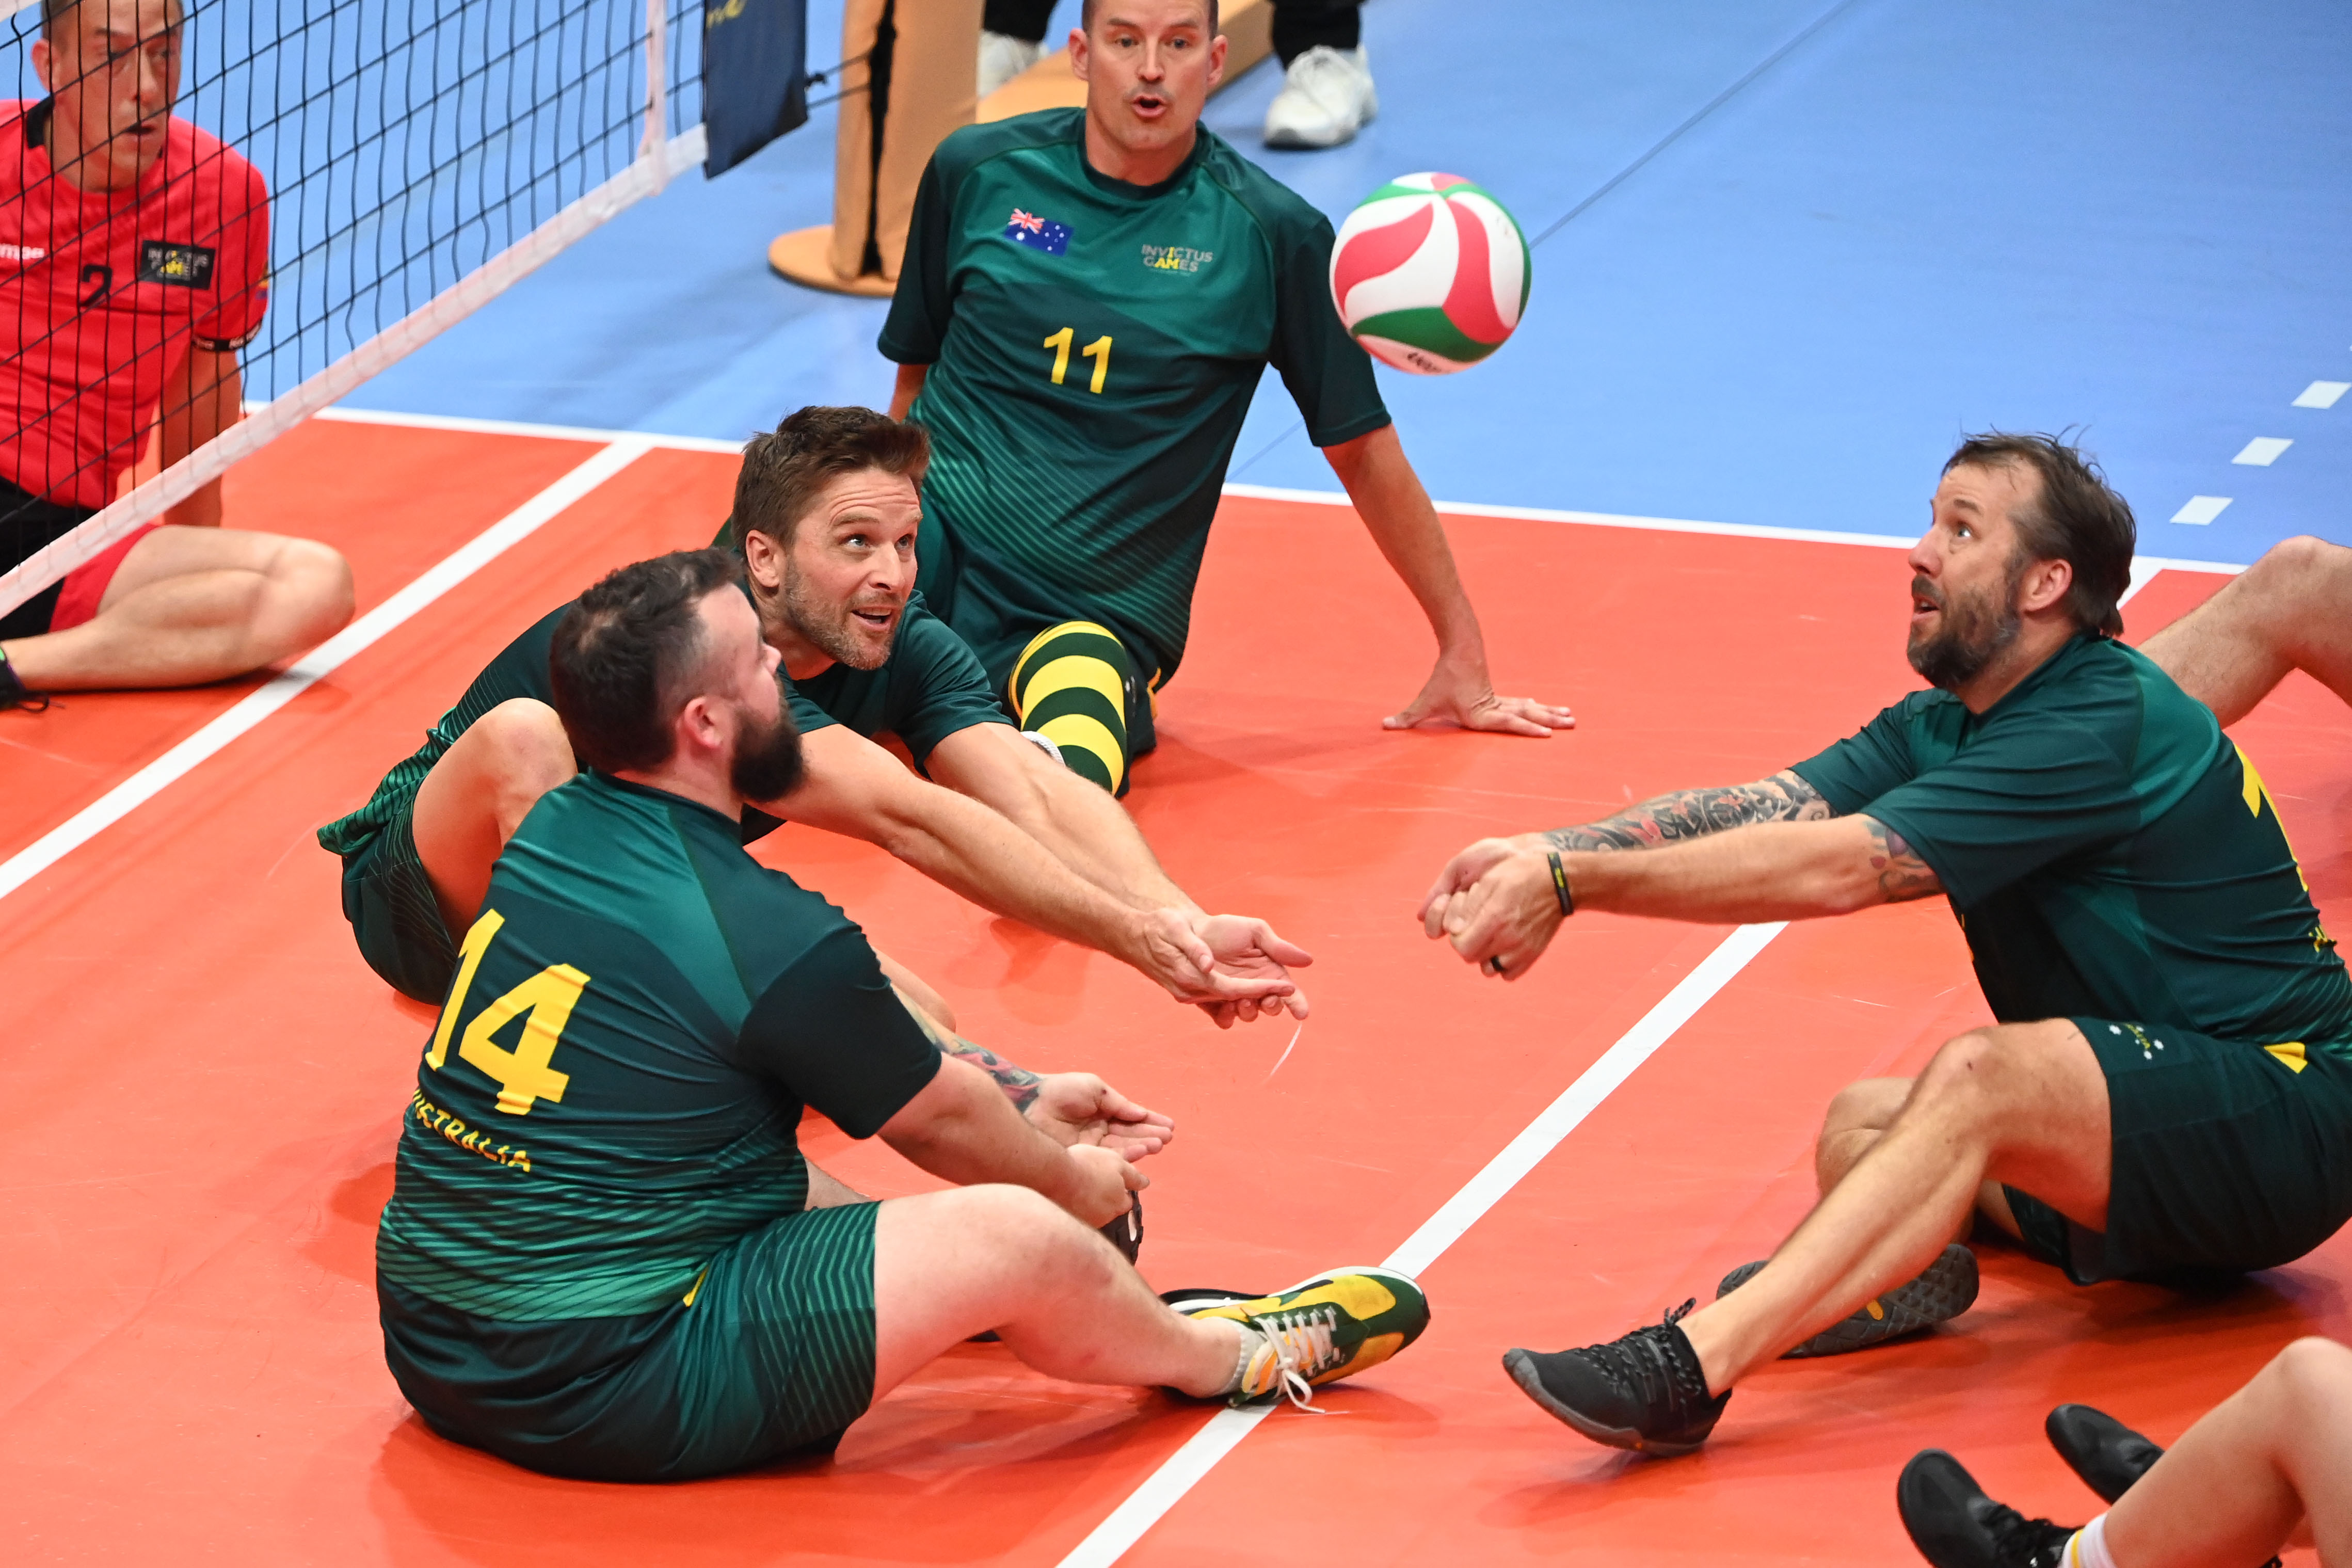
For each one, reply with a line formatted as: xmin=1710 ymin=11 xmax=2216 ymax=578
xmin=1419 ymin=433 xmax=2352 ymax=1458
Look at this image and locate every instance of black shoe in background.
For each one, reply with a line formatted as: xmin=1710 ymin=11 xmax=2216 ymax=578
xmin=1897 ymin=1449 xmax=2076 ymax=1568
xmin=1717 ymin=1244 xmax=1979 ymax=1357
xmin=1501 ymin=1299 xmax=1729 ymax=1455
xmin=2044 ymin=1403 xmax=2164 ymax=1504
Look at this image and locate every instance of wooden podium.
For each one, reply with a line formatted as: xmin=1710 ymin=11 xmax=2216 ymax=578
xmin=770 ymin=0 xmax=1275 ymax=297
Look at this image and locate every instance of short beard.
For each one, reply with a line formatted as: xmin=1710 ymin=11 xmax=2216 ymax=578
xmin=781 ymin=556 xmax=891 ymax=671
xmin=1907 ymin=561 xmax=2025 ymax=692
xmin=728 ymin=689 xmax=806 ymax=803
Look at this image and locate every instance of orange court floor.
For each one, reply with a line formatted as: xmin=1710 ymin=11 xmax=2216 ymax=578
xmin=2 ymin=417 xmax=2346 ymax=1566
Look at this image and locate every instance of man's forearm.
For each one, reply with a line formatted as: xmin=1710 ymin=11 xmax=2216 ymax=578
xmin=1566 ymin=813 xmax=1935 ymax=923
xmin=1543 ymin=771 xmax=1831 ymax=854
xmin=900 ymin=997 xmax=1045 ymax=1114
xmin=1007 ymin=765 xmax=1194 ymax=913
xmin=1327 ymin=424 xmax=1481 ymax=652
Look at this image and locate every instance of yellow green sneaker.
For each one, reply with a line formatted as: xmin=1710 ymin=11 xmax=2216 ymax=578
xmin=1172 ymin=1266 xmax=1430 ymax=1409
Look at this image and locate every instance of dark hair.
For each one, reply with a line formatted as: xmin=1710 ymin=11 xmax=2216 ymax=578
xmin=549 ymin=548 xmax=743 ymax=772
xmin=1943 ymin=432 xmax=2136 ymax=636
xmin=731 ymin=405 xmax=929 ymax=550
xmin=1081 ymin=0 xmax=1220 ymax=35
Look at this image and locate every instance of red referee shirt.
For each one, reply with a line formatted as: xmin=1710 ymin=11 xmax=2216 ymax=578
xmin=0 ymin=99 xmax=268 ymax=510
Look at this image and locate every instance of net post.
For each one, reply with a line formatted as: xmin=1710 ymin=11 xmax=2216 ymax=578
xmin=642 ymin=0 xmax=671 ymax=195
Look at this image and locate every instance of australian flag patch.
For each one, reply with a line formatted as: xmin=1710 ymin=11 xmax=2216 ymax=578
xmin=1003 ymin=208 xmax=1071 ymax=255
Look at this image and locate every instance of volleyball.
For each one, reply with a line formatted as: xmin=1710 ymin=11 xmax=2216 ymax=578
xmin=1329 ymin=173 xmax=1531 ymax=376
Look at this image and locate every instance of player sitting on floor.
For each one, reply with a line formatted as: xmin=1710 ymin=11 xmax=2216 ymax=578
xmin=318 ymin=406 xmax=1306 ymax=1033
xmin=1897 ymin=1337 xmax=2351 ymax=1568
xmin=0 ymin=0 xmax=351 ymax=709
xmin=878 ymin=0 xmax=1570 ymax=797
xmin=1418 ymin=433 xmax=2352 ymax=1457
xmin=2139 ymin=533 xmax=2352 ymax=728
xmin=373 ymin=547 xmax=1429 ymax=1481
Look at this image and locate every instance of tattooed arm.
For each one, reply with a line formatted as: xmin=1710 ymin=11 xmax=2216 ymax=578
xmin=1542 ymin=771 xmax=1832 ymax=854
xmin=893 ymin=989 xmax=1176 ymax=1159
xmin=1423 ymin=790 xmax=1943 ymax=980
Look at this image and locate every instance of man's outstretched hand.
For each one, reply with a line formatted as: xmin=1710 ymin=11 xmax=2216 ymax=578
xmin=1134 ymin=908 xmax=1314 ymax=1028
xmin=1385 ymin=650 xmax=1575 ymax=738
xmin=1026 ymin=1072 xmax=1176 ymax=1161
xmin=1420 ymin=833 xmax=1568 ymax=980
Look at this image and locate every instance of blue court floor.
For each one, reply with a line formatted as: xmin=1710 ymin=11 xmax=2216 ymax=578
xmin=345 ymin=0 xmax=2352 ymax=566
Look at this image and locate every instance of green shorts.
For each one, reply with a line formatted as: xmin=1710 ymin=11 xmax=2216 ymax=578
xmin=339 ymin=799 xmax=459 ymax=1003
xmin=2004 ymin=1019 xmax=2352 ymax=1285
xmin=380 ymin=1201 xmax=880 ymax=1482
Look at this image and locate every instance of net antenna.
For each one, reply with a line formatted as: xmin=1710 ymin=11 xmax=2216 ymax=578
xmin=0 ymin=0 xmax=719 ymax=621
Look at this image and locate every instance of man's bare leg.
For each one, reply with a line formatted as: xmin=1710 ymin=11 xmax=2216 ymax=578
xmin=2139 ymin=535 xmax=2352 ymax=726
xmin=410 ymin=697 xmax=577 ymax=935
xmin=1 ymin=526 xmax=353 ymax=690
xmin=1816 ymin=1076 xmax=2022 ymax=1240
xmin=871 ymin=1185 xmax=1239 ymax=1398
xmin=2102 ymin=1336 xmax=2349 ymax=1566
xmin=1677 ymin=1019 xmax=2110 ymax=1393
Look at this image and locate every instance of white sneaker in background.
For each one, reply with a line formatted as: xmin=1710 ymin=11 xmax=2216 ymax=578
xmin=1262 ymin=44 xmax=1378 ymax=150
xmin=978 ymin=31 xmax=1049 ymax=98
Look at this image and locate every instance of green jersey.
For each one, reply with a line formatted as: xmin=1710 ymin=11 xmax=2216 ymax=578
xmin=879 ymin=108 xmax=1390 ymax=687
xmin=1793 ymin=633 xmax=2352 ymax=1057
xmin=315 ymin=592 xmax=1009 ymax=862
xmin=375 ymin=771 xmax=941 ymax=1320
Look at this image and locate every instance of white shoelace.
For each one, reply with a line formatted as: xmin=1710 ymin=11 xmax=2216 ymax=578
xmin=1243 ymin=1307 xmax=1340 ymax=1413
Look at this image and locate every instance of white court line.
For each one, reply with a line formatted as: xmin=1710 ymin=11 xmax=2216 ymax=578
xmin=0 ymin=439 xmax=651 ymax=908
xmin=303 ymin=404 xmax=748 ymax=455
xmin=1056 ymin=921 xmax=1789 ymax=1568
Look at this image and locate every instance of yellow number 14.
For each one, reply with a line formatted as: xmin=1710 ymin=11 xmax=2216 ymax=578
xmin=425 ymin=908 xmax=591 ymax=1115
xmin=1043 ymin=326 xmax=1112 ymax=393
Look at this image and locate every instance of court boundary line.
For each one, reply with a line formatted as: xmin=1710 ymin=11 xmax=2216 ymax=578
xmin=0 ymin=439 xmax=652 ymax=908
xmin=1057 ymin=922 xmax=1789 ymax=1568
xmin=303 ymin=407 xmax=2255 ymax=574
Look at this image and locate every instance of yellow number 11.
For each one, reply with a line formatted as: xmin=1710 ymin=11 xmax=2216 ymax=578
xmin=425 ymin=908 xmax=591 ymax=1115
xmin=1043 ymin=327 xmax=1112 ymax=393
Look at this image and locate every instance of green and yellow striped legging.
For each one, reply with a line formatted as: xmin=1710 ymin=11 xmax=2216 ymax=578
xmin=1007 ymin=620 xmax=1151 ymax=796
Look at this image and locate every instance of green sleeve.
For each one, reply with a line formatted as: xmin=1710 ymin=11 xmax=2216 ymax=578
xmin=1788 ymin=698 xmax=1929 ymax=817
xmin=733 ymin=925 xmax=943 ymax=1138
xmin=1847 ymin=713 xmax=2140 ymax=909
xmin=878 ymin=154 xmax=956 ymax=365
xmin=1269 ymin=209 xmax=1390 ymax=449
xmin=886 ymin=604 xmax=1014 ymax=770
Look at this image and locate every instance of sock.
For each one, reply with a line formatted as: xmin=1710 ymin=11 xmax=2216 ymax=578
xmin=1214 ymin=1320 xmax=1256 ymax=1397
xmin=1008 ymin=620 xmax=1138 ymax=796
xmin=2066 ymin=1514 xmax=2116 ymax=1568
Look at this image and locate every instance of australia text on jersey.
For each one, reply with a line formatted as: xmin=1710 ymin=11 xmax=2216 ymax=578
xmin=411 ymin=1090 xmax=534 ymax=1173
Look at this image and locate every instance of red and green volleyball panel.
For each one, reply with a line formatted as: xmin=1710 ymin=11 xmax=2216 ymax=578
xmin=1329 ymin=172 xmax=1532 ymax=376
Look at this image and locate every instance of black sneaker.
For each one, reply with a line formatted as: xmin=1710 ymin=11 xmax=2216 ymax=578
xmin=2040 ymin=1407 xmax=2280 ymax=1568
xmin=1101 ymin=1190 xmax=1143 ymax=1265
xmin=1897 ymin=1448 xmax=2076 ymax=1567
xmin=2044 ymin=1403 xmax=2163 ymax=1503
xmin=1717 ymin=1243 xmax=1979 ymax=1357
xmin=1501 ymin=1300 xmax=1729 ymax=1455
xmin=0 ymin=653 xmax=48 ymax=712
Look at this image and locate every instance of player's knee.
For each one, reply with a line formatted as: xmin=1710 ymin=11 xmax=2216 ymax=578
xmin=475 ymin=698 xmax=575 ymax=799
xmin=266 ymin=537 xmax=355 ymax=647
xmin=1822 ymin=1077 xmax=1906 ymax=1142
xmin=1909 ymin=1029 xmax=2019 ymax=1127
xmin=2264 ymin=1335 xmax=2352 ymax=1414
xmin=1010 ymin=622 xmax=1137 ymax=797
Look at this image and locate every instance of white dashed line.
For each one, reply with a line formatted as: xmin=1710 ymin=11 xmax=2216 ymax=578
xmin=2232 ymin=437 xmax=2293 ymax=466
xmin=2292 ymin=381 xmax=2348 ymax=409
xmin=2170 ymin=495 xmax=2233 ymax=526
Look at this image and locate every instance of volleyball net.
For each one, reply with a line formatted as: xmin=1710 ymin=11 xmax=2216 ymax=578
xmin=0 ymin=0 xmax=809 ymax=621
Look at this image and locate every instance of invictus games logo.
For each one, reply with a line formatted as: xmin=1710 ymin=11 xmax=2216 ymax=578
xmin=1141 ymin=244 xmax=1213 ymax=273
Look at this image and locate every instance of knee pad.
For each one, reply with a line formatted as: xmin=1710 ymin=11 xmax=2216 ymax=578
xmin=1009 ymin=621 xmax=1140 ymax=796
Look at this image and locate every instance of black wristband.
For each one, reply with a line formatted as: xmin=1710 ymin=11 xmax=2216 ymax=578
xmin=1547 ymin=849 xmax=1575 ymax=917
